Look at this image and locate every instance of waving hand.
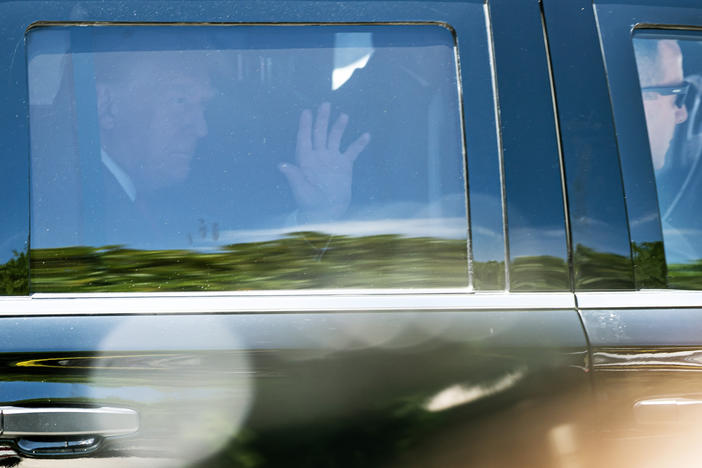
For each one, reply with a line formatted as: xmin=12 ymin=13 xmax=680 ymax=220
xmin=279 ymin=102 xmax=370 ymax=222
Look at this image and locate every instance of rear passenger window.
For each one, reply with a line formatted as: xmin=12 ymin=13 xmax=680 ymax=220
xmin=633 ymin=32 xmax=702 ymax=288
xmin=28 ymin=25 xmax=471 ymax=292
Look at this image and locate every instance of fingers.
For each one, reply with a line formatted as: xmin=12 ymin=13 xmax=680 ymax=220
xmin=299 ymin=102 xmax=369 ymax=162
xmin=328 ymin=113 xmax=348 ymax=152
xmin=343 ymin=132 xmax=371 ymax=163
xmin=313 ymin=102 xmax=331 ymax=150
xmin=296 ymin=109 xmax=313 ymax=156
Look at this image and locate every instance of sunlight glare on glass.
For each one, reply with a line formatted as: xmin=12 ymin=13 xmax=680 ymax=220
xmin=332 ymin=32 xmax=374 ymax=90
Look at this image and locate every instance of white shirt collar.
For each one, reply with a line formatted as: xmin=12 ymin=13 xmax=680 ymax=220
xmin=101 ymin=148 xmax=137 ymax=202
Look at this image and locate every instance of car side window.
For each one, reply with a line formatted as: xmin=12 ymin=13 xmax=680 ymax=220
xmin=633 ymin=32 xmax=702 ymax=289
xmin=27 ymin=24 xmax=473 ymax=292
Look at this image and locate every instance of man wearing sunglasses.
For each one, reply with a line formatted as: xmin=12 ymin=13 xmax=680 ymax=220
xmin=634 ymin=39 xmax=689 ymax=171
xmin=634 ymin=38 xmax=702 ymax=265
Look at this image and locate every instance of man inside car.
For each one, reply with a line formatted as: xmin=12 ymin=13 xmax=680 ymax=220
xmin=634 ymin=37 xmax=702 ymax=263
xmin=634 ymin=38 xmax=689 ymax=171
xmin=93 ymin=38 xmax=370 ymax=246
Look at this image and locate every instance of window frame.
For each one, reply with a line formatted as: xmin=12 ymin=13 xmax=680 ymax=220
xmin=594 ymin=1 xmax=702 ymax=289
xmin=0 ymin=0 xmax=506 ymax=299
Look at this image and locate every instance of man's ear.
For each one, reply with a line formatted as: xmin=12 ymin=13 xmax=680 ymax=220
xmin=96 ymin=84 xmax=115 ymax=130
xmin=675 ymin=104 xmax=689 ymax=125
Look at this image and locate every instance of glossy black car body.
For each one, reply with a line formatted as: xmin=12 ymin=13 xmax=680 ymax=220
xmin=1 ymin=0 xmax=702 ymax=466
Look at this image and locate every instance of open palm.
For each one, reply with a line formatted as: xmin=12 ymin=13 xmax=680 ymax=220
xmin=279 ymin=102 xmax=370 ymax=222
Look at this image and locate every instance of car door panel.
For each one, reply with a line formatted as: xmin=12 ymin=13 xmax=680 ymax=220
xmin=0 ymin=295 xmax=589 ymax=465
xmin=0 ymin=0 xmax=593 ymax=466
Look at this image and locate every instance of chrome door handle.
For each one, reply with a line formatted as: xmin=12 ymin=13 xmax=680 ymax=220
xmin=0 ymin=406 xmax=138 ymax=437
xmin=0 ymin=406 xmax=138 ymax=457
xmin=16 ymin=437 xmax=101 ymax=456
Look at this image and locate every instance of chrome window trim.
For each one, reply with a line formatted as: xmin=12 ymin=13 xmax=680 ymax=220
xmin=0 ymin=291 xmax=575 ymax=316
xmin=576 ymin=290 xmax=702 ymax=309
xmin=484 ymin=1 xmax=511 ymax=290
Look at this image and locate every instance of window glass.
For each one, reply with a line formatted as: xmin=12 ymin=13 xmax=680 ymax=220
xmin=634 ymin=32 xmax=702 ymax=288
xmin=28 ymin=25 xmax=468 ymax=292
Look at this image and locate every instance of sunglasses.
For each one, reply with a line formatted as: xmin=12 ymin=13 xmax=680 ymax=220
xmin=641 ymin=81 xmax=691 ymax=108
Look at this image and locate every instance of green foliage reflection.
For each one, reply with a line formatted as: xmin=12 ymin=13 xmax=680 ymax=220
xmin=30 ymin=233 xmax=468 ymax=292
xmin=0 ymin=250 xmax=29 ymax=295
xmin=668 ymin=261 xmax=702 ymax=289
xmin=472 ymin=260 xmax=505 ymax=290
xmin=632 ymin=241 xmax=666 ymax=289
xmin=510 ymin=255 xmax=569 ymax=291
xmin=191 ymin=394 xmax=443 ymax=468
xmin=573 ymin=244 xmax=633 ymax=290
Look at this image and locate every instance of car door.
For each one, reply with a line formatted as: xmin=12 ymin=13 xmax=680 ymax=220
xmin=0 ymin=0 xmax=590 ymax=466
xmin=545 ymin=0 xmax=702 ymax=465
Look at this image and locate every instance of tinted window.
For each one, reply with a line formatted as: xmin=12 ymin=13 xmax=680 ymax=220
xmin=633 ymin=32 xmax=702 ymax=288
xmin=28 ymin=25 xmax=469 ymax=292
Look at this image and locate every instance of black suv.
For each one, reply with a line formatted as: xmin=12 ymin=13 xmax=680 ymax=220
xmin=2 ymin=0 xmax=702 ymax=466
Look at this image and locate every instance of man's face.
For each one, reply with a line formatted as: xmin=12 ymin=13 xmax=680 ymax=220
xmin=641 ymin=40 xmax=688 ymax=170
xmin=99 ymin=55 xmax=215 ymax=189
